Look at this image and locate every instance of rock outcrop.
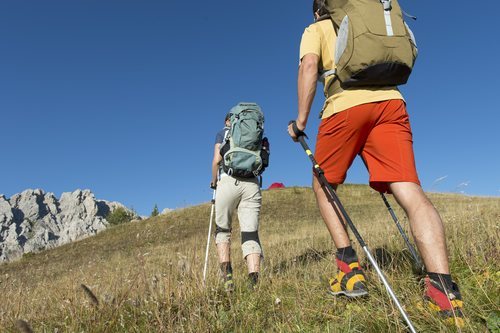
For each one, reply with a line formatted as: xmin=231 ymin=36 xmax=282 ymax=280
xmin=161 ymin=208 xmax=173 ymax=215
xmin=0 ymin=189 xmax=135 ymax=262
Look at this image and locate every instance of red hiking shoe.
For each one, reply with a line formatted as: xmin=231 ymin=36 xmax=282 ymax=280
xmin=423 ymin=276 xmax=464 ymax=327
xmin=328 ymin=258 xmax=368 ymax=298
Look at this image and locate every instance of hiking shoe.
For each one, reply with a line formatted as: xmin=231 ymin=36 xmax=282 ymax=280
xmin=328 ymin=259 xmax=368 ymax=298
xmin=223 ymin=273 xmax=235 ymax=293
xmin=248 ymin=272 xmax=259 ymax=291
xmin=423 ymin=276 xmax=464 ymax=327
xmin=220 ymin=262 xmax=234 ymax=293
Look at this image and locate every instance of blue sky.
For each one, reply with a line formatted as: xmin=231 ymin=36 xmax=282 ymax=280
xmin=1 ymin=1 xmax=498 ymax=216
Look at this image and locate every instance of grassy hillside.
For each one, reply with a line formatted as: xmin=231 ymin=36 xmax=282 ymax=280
xmin=0 ymin=185 xmax=498 ymax=332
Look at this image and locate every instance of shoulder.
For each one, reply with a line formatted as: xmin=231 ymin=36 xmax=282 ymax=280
xmin=215 ymin=127 xmax=229 ymax=144
xmin=305 ymin=20 xmax=332 ymax=33
xmin=303 ymin=22 xmax=320 ymax=37
xmin=301 ymin=21 xmax=333 ymax=50
xmin=308 ymin=20 xmax=334 ymax=36
xmin=300 ymin=22 xmax=325 ymax=58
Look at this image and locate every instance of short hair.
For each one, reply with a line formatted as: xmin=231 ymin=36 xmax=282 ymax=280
xmin=313 ymin=0 xmax=329 ymax=17
xmin=225 ymin=113 xmax=231 ymax=121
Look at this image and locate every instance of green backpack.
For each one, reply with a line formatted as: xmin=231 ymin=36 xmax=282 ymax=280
xmin=323 ymin=0 xmax=418 ymax=88
xmin=221 ymin=102 xmax=268 ymax=178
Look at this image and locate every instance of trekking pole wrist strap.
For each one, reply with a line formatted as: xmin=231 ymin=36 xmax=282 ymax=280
xmin=289 ymin=120 xmax=307 ymax=138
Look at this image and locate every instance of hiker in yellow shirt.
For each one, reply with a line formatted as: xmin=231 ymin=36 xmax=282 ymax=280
xmin=288 ymin=0 xmax=464 ymax=326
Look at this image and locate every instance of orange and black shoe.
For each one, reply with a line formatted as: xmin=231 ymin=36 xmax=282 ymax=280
xmin=328 ymin=258 xmax=368 ymax=298
xmin=423 ymin=275 xmax=464 ymax=327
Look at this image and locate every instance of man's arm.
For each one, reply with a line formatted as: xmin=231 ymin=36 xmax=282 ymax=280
xmin=288 ymin=53 xmax=319 ymax=140
xmin=211 ymin=143 xmax=222 ymax=188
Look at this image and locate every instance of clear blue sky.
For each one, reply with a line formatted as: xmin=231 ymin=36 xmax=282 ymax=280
xmin=1 ymin=1 xmax=498 ymax=216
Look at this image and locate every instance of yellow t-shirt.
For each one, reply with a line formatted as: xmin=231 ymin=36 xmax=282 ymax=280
xmin=300 ymin=20 xmax=404 ymax=119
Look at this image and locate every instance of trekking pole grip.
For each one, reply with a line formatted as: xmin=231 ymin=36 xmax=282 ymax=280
xmin=288 ymin=120 xmax=308 ymax=139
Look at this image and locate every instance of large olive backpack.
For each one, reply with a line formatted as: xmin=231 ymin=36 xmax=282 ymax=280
xmin=324 ymin=0 xmax=418 ymax=88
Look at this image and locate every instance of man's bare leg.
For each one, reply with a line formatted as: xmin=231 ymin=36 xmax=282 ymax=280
xmin=389 ymin=182 xmax=449 ymax=274
xmin=313 ymin=176 xmax=351 ymax=248
xmin=217 ymin=242 xmax=231 ymax=263
xmin=246 ymin=253 xmax=260 ymax=273
xmin=246 ymin=253 xmax=260 ymax=288
xmin=217 ymin=242 xmax=234 ymax=291
xmin=312 ymin=176 xmax=368 ymax=296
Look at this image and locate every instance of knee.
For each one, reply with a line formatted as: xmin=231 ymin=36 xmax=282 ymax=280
xmin=313 ymin=176 xmax=337 ymax=196
xmin=407 ymin=192 xmax=435 ymax=214
xmin=215 ymin=225 xmax=231 ymax=244
xmin=313 ymin=179 xmax=322 ymax=194
xmin=405 ymin=196 xmax=439 ymax=223
xmin=241 ymin=231 xmax=262 ymax=257
xmin=312 ymin=176 xmax=325 ymax=195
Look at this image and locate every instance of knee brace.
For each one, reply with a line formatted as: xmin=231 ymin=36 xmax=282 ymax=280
xmin=241 ymin=231 xmax=262 ymax=257
xmin=215 ymin=225 xmax=231 ymax=243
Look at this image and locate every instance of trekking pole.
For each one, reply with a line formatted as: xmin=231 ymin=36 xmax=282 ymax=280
xmin=358 ymin=156 xmax=424 ymax=273
xmin=289 ymin=121 xmax=417 ymax=333
xmin=202 ymin=189 xmax=217 ymax=286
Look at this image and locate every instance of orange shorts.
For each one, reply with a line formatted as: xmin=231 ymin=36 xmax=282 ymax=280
xmin=315 ymin=99 xmax=420 ymax=193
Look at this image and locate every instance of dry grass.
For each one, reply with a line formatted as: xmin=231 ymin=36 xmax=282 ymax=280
xmin=0 ymin=185 xmax=498 ymax=332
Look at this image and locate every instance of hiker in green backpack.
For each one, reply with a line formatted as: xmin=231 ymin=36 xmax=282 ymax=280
xmin=287 ymin=0 xmax=464 ymax=327
xmin=210 ymin=103 xmax=269 ymax=292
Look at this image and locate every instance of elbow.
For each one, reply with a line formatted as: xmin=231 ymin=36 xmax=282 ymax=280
xmin=300 ymin=55 xmax=319 ymax=73
xmin=213 ymin=155 xmax=222 ymax=167
xmin=301 ymin=61 xmax=317 ymax=73
xmin=212 ymin=159 xmax=219 ymax=169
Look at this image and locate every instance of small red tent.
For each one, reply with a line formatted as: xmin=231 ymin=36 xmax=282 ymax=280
xmin=268 ymin=182 xmax=285 ymax=189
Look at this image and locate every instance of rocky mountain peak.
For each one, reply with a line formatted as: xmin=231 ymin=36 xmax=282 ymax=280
xmin=0 ymin=189 xmax=135 ymax=263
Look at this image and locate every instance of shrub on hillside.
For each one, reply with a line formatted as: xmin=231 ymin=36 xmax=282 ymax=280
xmin=106 ymin=207 xmax=134 ymax=225
xmin=150 ymin=204 xmax=159 ymax=217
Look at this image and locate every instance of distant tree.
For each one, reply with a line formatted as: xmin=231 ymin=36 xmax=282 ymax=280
xmin=150 ymin=204 xmax=159 ymax=217
xmin=129 ymin=206 xmax=138 ymax=218
xmin=107 ymin=207 xmax=134 ymax=225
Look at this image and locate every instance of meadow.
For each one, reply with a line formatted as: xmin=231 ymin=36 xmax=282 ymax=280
xmin=0 ymin=185 xmax=498 ymax=332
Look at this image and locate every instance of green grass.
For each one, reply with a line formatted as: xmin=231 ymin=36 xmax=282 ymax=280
xmin=0 ymin=185 xmax=498 ymax=332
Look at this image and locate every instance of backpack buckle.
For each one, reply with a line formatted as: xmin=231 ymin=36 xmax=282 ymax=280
xmin=380 ymin=0 xmax=392 ymax=10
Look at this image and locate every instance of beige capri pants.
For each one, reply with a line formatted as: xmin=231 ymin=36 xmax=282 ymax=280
xmin=215 ymin=175 xmax=262 ymax=258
